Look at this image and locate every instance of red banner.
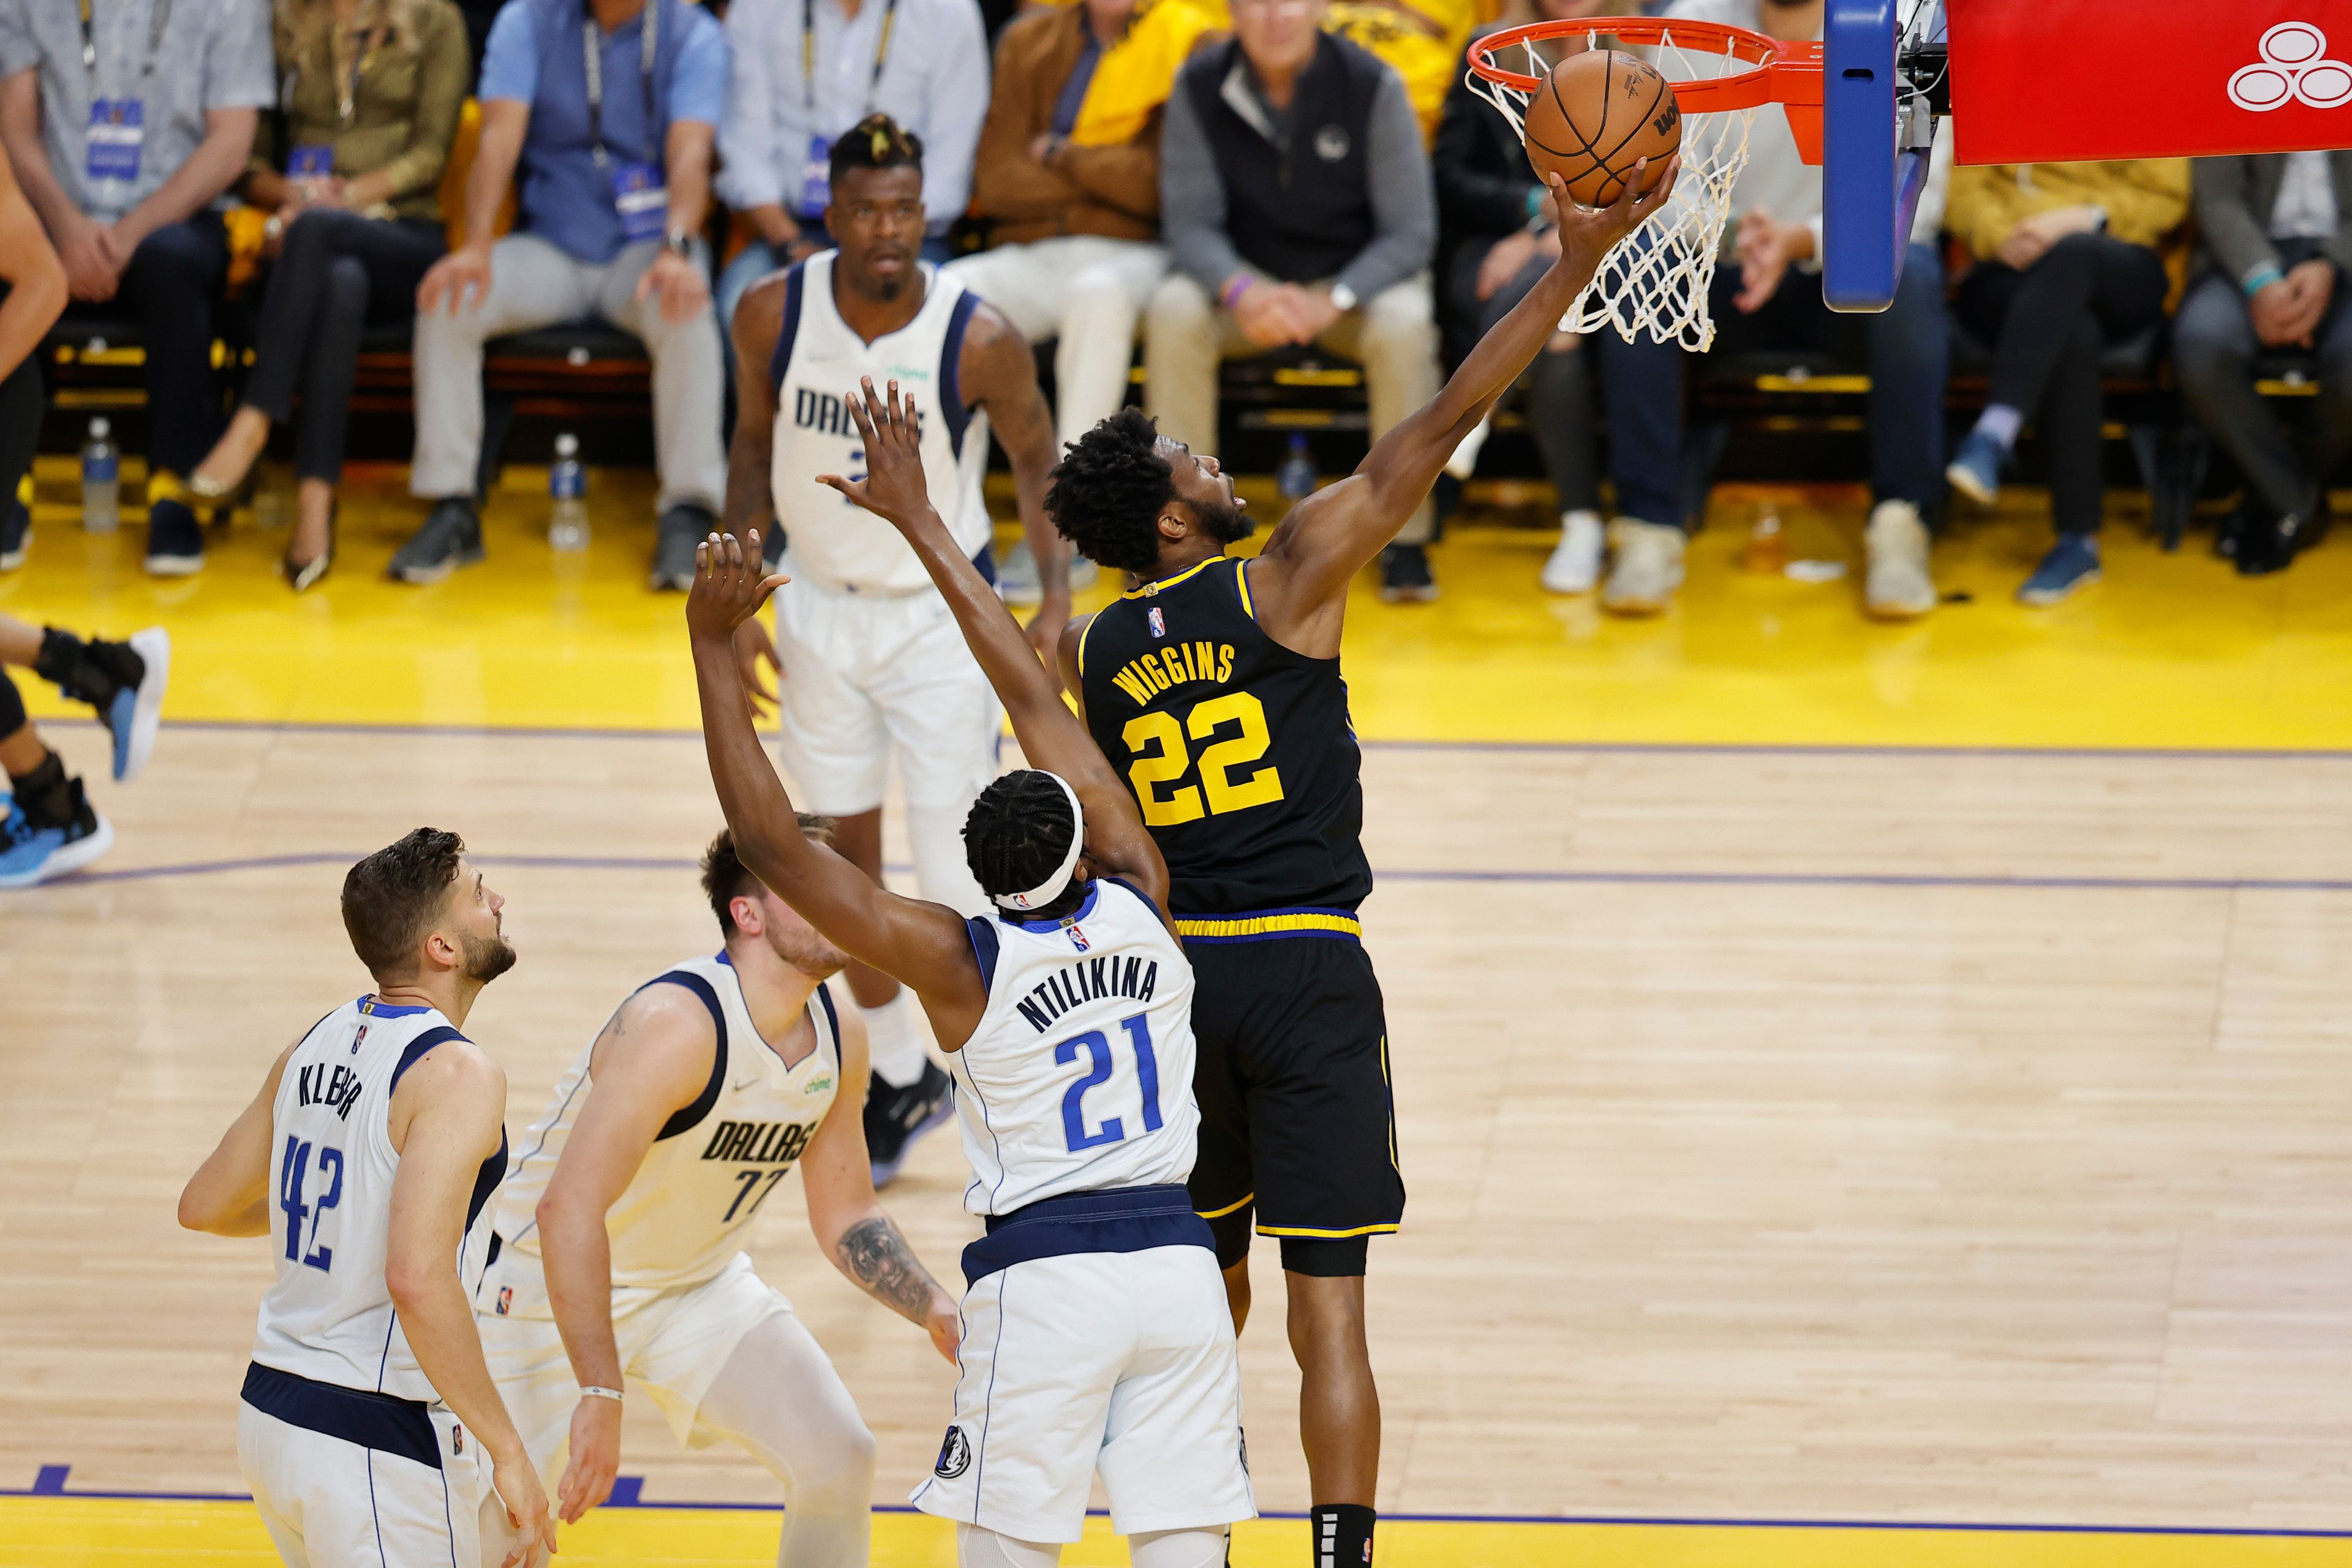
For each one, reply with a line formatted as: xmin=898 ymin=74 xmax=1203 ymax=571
xmin=1949 ymin=0 xmax=2352 ymax=163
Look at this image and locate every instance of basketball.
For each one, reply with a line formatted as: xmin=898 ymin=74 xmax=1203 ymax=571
xmin=1520 ymin=47 xmax=1681 ymax=208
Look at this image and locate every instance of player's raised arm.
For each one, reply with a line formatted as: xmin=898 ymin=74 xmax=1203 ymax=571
xmin=178 ymin=1039 xmax=301 ymax=1237
xmin=1254 ymin=164 xmax=1681 ymax=619
xmin=685 ymin=539 xmax=990 ymax=1040
xmin=384 ymin=1044 xmax=556 ymax=1567
xmin=822 ymin=377 xmax=1172 ymax=914
xmin=530 ymin=986 xmax=720 ymax=1524
xmin=793 ymin=1004 xmax=960 ymax=1361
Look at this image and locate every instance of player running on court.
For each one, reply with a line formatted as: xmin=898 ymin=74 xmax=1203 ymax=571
xmin=178 ymin=829 xmax=554 ymax=1568
xmin=1042 ymin=160 xmax=1678 ymax=1566
xmin=685 ymin=391 xmax=1253 ymax=1568
xmin=723 ymin=114 xmax=1071 ymax=1186
xmin=474 ymin=827 xmax=963 ymax=1568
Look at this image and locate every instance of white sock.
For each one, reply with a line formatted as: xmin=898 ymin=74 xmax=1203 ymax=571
xmin=1973 ymin=404 xmax=2024 ymax=451
xmin=862 ymin=991 xmax=929 ymax=1088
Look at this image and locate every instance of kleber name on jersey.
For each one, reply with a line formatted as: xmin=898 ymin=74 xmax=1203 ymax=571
xmin=1012 ymin=952 xmax=1161 ymax=1035
xmin=1107 ymin=642 xmax=1238 ymax=709
xmin=294 ymin=1061 xmax=366 ymax=1121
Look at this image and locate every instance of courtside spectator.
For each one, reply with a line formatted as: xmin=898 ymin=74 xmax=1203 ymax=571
xmin=1434 ymin=0 xmax=1635 ymax=597
xmin=0 ymin=0 xmax=271 ymax=576
xmin=398 ymin=0 xmax=729 ymax=590
xmin=1591 ymin=0 xmax=1951 ymax=620
xmin=713 ymin=0 xmax=989 ymax=331
xmin=1147 ymin=0 xmax=1441 ymax=599
xmin=2176 ymin=151 xmax=2352 ymax=576
xmin=189 ymin=0 xmax=470 ymax=592
xmin=1945 ymin=158 xmax=2190 ymax=605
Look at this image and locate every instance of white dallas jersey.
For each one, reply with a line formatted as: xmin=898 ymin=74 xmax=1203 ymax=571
xmin=250 ymin=997 xmax=507 ymax=1401
xmin=487 ymin=954 xmax=843 ymax=1305
xmin=951 ymin=878 xmax=1200 ymax=1216
xmin=769 ymin=251 xmax=993 ymax=595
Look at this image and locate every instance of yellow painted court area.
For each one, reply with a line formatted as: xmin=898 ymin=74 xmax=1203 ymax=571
xmin=9 ymin=1499 xmax=2350 ymax=1568
xmin=4 ymin=461 xmax=2350 ymax=748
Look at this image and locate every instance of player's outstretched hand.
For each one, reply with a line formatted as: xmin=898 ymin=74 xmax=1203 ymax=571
xmin=492 ymin=1441 xmax=559 ymax=1566
xmin=556 ymin=1393 xmax=622 ymax=1525
xmin=686 ymin=530 xmax=791 ymax=645
xmin=1550 ymin=158 xmax=1681 ymax=269
xmin=818 ymin=375 xmax=935 ymax=533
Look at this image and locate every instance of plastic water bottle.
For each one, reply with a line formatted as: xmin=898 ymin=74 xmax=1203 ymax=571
xmin=1276 ymin=433 xmax=1317 ymax=502
xmin=81 ymin=417 xmax=119 ymax=533
xmin=548 ymin=433 xmax=589 ymax=552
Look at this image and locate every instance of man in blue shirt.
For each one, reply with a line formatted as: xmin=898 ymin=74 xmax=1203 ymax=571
xmin=399 ymin=0 xmax=729 ymax=588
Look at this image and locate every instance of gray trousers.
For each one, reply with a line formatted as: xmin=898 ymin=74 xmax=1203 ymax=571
xmin=2174 ymin=246 xmax=2352 ymax=519
xmin=1144 ymin=271 xmax=1441 ymax=543
xmin=409 ymin=233 xmax=727 ymax=513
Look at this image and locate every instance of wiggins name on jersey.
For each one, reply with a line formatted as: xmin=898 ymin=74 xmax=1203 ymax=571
xmin=481 ymin=953 xmax=843 ymax=1316
xmin=1076 ymin=554 xmax=1372 ymax=917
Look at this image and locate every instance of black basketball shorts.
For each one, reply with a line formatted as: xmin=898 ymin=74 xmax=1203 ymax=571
xmin=1175 ymin=910 xmax=1407 ymax=1276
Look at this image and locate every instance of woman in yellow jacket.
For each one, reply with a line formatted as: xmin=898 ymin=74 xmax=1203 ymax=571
xmin=1943 ymin=159 xmax=2189 ymax=604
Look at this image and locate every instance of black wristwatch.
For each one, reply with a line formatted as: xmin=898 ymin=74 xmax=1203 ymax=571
xmin=665 ymin=227 xmax=693 ymax=258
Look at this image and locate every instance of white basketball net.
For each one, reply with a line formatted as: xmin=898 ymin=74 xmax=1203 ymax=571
xmin=1469 ymin=26 xmax=1760 ymax=351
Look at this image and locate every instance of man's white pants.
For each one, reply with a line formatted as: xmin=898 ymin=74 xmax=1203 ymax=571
xmin=478 ymin=1254 xmax=877 ymax=1568
xmin=944 ymin=237 xmax=1167 ymax=451
xmin=239 ymin=1399 xmax=483 ymax=1567
xmin=771 ymin=571 xmax=1001 ymax=914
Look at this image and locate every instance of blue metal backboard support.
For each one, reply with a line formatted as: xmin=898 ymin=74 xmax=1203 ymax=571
xmin=1822 ymin=0 xmax=1938 ymax=312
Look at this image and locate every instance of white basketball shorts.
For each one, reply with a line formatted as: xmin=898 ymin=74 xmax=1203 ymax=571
xmin=478 ymin=1250 xmax=794 ymax=1479
xmin=236 ymin=1364 xmax=483 ymax=1568
xmin=770 ymin=570 xmax=1004 ymax=818
xmin=910 ymin=1243 xmax=1254 ymax=1542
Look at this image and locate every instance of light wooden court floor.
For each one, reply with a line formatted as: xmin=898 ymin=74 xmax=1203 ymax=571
xmin=4 ymin=469 xmax=2351 ymax=1566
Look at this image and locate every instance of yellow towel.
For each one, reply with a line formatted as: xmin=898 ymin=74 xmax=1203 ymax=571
xmin=1069 ymin=0 xmax=1226 ymax=147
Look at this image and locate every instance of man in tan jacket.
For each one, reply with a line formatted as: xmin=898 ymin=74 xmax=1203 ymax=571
xmin=944 ymin=0 xmax=1179 ymax=458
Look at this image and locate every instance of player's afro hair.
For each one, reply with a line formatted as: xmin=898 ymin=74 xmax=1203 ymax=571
xmin=701 ymin=820 xmax=832 ymax=935
xmin=342 ymin=827 xmax=466 ymax=979
xmin=1044 ymin=407 xmax=1177 ymax=576
xmin=964 ymin=771 xmax=1084 ymax=916
xmin=829 ymin=113 xmax=924 ymax=188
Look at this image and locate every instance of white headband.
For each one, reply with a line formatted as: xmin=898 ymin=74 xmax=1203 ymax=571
xmin=992 ymin=772 xmax=1086 ymax=913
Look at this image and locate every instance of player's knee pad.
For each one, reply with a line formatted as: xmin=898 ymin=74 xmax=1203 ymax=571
xmin=955 ymin=1523 xmax=1062 ymax=1568
xmin=1129 ymin=1528 xmax=1231 ymax=1568
xmin=905 ymin=801 xmax=989 ymax=916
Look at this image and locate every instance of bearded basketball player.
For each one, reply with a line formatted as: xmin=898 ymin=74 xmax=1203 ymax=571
xmin=1044 ymin=162 xmax=1678 ymax=1567
xmin=723 ymin=114 xmax=1070 ymax=1189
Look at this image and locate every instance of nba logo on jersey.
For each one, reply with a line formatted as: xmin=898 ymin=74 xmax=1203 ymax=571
xmin=1148 ymin=607 xmax=1166 ymax=638
xmin=495 ymin=1285 xmax=511 ymax=1316
xmin=1068 ymin=924 xmax=1090 ymax=952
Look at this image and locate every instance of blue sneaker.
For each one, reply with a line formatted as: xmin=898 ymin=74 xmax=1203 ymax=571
xmin=865 ymin=1060 xmax=956 ymax=1188
xmin=104 ymin=627 xmax=170 ymax=782
xmin=0 ymin=784 xmax=115 ymax=888
xmin=1945 ymin=429 xmax=2007 ymax=507
xmin=2018 ymin=535 xmax=2102 ymax=606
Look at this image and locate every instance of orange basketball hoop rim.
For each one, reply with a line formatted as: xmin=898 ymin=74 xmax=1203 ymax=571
xmin=1467 ymin=17 xmax=1826 ymax=164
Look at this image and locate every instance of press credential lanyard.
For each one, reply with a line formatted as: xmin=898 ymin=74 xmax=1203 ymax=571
xmin=81 ymin=0 xmax=175 ymax=184
xmin=583 ymin=0 xmax=660 ymax=169
xmin=794 ymin=0 xmax=899 ymax=216
xmin=584 ymin=0 xmax=670 ymax=243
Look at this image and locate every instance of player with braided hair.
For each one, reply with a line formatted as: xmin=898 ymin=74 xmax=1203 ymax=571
xmin=687 ymin=374 xmax=1252 ymax=1568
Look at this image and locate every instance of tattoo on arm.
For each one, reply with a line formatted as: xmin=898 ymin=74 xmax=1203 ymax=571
xmin=835 ymin=1216 xmax=942 ymax=1325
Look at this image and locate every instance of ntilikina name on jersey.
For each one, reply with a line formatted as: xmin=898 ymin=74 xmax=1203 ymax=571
xmin=1107 ymin=643 xmax=1237 ymax=709
xmin=1013 ymin=953 xmax=1161 ymax=1035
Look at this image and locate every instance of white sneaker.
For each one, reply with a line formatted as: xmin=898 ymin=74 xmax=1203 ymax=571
xmin=1539 ymin=510 xmax=1604 ymax=594
xmin=1600 ymin=519 xmax=1684 ymax=615
xmin=1863 ymin=500 xmax=1937 ymax=619
xmin=1446 ymin=415 xmax=1493 ymax=481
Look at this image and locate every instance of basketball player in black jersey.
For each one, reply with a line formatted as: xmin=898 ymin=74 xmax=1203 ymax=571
xmin=1047 ymin=160 xmax=1678 ymax=1566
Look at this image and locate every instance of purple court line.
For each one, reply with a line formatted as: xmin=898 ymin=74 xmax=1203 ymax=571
xmin=34 ymin=715 xmax=2352 ymax=762
xmin=48 ymin=851 xmax=2352 ymax=895
xmin=5 ymin=1465 xmax=2348 ymax=1539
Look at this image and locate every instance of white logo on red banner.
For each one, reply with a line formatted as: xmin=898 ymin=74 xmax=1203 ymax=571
xmin=2231 ymin=21 xmax=2352 ymax=110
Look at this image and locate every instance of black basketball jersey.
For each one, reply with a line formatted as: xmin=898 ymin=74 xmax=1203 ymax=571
xmin=1077 ymin=555 xmax=1372 ymax=917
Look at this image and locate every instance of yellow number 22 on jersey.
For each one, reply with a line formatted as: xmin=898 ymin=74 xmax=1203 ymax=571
xmin=1120 ymin=692 xmax=1287 ymax=827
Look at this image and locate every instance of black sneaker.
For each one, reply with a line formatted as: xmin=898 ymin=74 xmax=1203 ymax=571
xmin=652 ymin=502 xmax=717 ymax=591
xmin=2237 ymin=490 xmax=2330 ymax=578
xmin=0 ymin=499 xmax=28 ymax=571
xmin=389 ymin=499 xmax=484 ymax=584
xmin=864 ymin=1060 xmax=954 ymax=1188
xmin=1379 ymin=541 xmax=1438 ymax=603
xmin=144 ymin=497 xmax=204 ymax=576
